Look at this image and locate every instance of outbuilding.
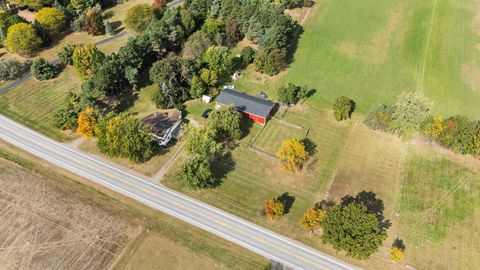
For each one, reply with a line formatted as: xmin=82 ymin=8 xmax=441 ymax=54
xmin=215 ymin=89 xmax=276 ymax=125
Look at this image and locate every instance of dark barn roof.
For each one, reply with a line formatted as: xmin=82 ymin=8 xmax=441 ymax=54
xmin=216 ymin=89 xmax=275 ymax=118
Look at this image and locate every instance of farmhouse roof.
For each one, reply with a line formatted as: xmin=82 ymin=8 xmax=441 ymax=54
xmin=143 ymin=109 xmax=181 ymax=138
xmin=216 ymin=89 xmax=275 ymax=118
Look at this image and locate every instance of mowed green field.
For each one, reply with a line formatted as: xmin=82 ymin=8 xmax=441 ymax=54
xmin=398 ymin=151 xmax=480 ymax=270
xmin=252 ymin=118 xmax=307 ymax=154
xmin=235 ymin=0 xmax=480 ymax=118
xmin=166 ymin=0 xmax=480 ymax=267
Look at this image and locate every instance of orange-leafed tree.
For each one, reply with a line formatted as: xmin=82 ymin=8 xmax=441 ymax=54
xmin=263 ymin=198 xmax=285 ymax=220
xmin=299 ymin=208 xmax=326 ymax=234
xmin=77 ymin=107 xmax=97 ymax=137
xmin=276 ymin=139 xmax=308 ymax=171
xmin=152 ymin=0 xmax=166 ymax=10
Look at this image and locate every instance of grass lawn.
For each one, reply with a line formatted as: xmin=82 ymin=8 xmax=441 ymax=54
xmin=398 ymin=150 xmax=480 ymax=270
xmin=0 ymin=32 xmax=131 ymax=142
xmin=0 ymin=67 xmax=81 ymax=141
xmin=251 ymin=117 xmax=307 ymax=154
xmin=235 ymin=0 xmax=480 ymax=119
xmin=124 ymin=233 xmax=228 ymax=270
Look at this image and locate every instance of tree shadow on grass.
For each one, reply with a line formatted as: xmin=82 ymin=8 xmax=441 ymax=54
xmin=302 ymin=137 xmax=317 ymax=156
xmin=341 ymin=190 xmax=391 ymax=230
xmin=211 ymin=152 xmax=236 ymax=187
xmin=109 ymin=21 xmax=124 ymax=35
xmin=240 ymin=118 xmax=254 ymax=138
xmin=277 ymin=192 xmax=295 ymax=214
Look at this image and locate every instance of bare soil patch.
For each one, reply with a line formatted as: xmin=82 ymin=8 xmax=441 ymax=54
xmin=0 ymin=158 xmax=140 ymax=270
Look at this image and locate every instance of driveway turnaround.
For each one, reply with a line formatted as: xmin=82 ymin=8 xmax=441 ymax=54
xmin=0 ymin=114 xmax=358 ymax=270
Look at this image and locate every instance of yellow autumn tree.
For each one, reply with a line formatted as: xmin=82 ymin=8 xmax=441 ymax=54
xmin=423 ymin=116 xmax=446 ymax=142
xmin=390 ymin=247 xmax=405 ymax=262
xmin=276 ymin=139 xmax=308 ymax=171
xmin=299 ymin=208 xmax=326 ymax=234
xmin=77 ymin=107 xmax=97 ymax=137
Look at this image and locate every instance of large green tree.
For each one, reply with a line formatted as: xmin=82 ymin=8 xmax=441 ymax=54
xmin=207 ymin=106 xmax=242 ymax=141
xmin=124 ymin=4 xmax=154 ymax=33
xmin=389 ymin=92 xmax=432 ymax=139
xmin=184 ymin=125 xmax=220 ymax=160
xmin=202 ymin=46 xmax=232 ymax=79
xmin=96 ymin=112 xmax=155 ymax=163
xmin=4 ymin=23 xmax=42 ymax=55
xmin=177 ymin=157 xmax=216 ymax=189
xmin=322 ymin=203 xmax=387 ymax=259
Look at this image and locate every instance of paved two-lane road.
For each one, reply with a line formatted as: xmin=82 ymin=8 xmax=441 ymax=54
xmin=0 ymin=115 xmax=358 ymax=270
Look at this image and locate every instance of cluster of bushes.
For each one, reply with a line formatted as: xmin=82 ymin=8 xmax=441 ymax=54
xmin=1 ymin=0 xmax=116 ymax=56
xmin=31 ymin=57 xmax=58 ymax=80
xmin=0 ymin=7 xmax=66 ymax=55
xmin=423 ymin=115 xmax=480 ymax=157
xmin=365 ymin=92 xmax=480 ymax=158
xmin=365 ymin=92 xmax=432 ymax=139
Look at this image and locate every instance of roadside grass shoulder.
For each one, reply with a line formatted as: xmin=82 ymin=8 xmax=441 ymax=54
xmin=0 ymin=141 xmax=270 ymax=270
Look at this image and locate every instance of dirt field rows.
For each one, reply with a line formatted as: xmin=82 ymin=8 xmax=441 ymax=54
xmin=0 ymin=159 xmax=139 ymax=270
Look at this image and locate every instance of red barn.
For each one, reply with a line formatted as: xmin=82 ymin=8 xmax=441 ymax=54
xmin=215 ymin=89 xmax=276 ymax=125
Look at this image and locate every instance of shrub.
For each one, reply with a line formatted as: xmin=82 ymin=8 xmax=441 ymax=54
xmin=0 ymin=60 xmax=25 ymax=81
xmin=57 ymin=44 xmax=78 ymax=66
xmin=124 ymin=4 xmax=154 ymax=33
xmin=263 ymin=198 xmax=285 ymax=220
xmin=71 ymin=14 xmax=86 ymax=32
xmin=35 ymin=7 xmax=66 ymax=35
xmin=53 ymin=92 xmax=82 ymax=130
xmin=84 ymin=6 xmax=104 ymax=35
xmin=364 ymin=104 xmax=393 ymax=131
xmin=31 ymin=58 xmax=58 ymax=81
xmin=0 ymin=10 xmax=24 ymax=34
xmin=333 ymin=96 xmax=354 ymax=121
xmin=4 ymin=23 xmax=42 ymax=55
xmin=422 ymin=116 xmax=446 ymax=142
xmin=390 ymin=247 xmax=405 ymax=262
